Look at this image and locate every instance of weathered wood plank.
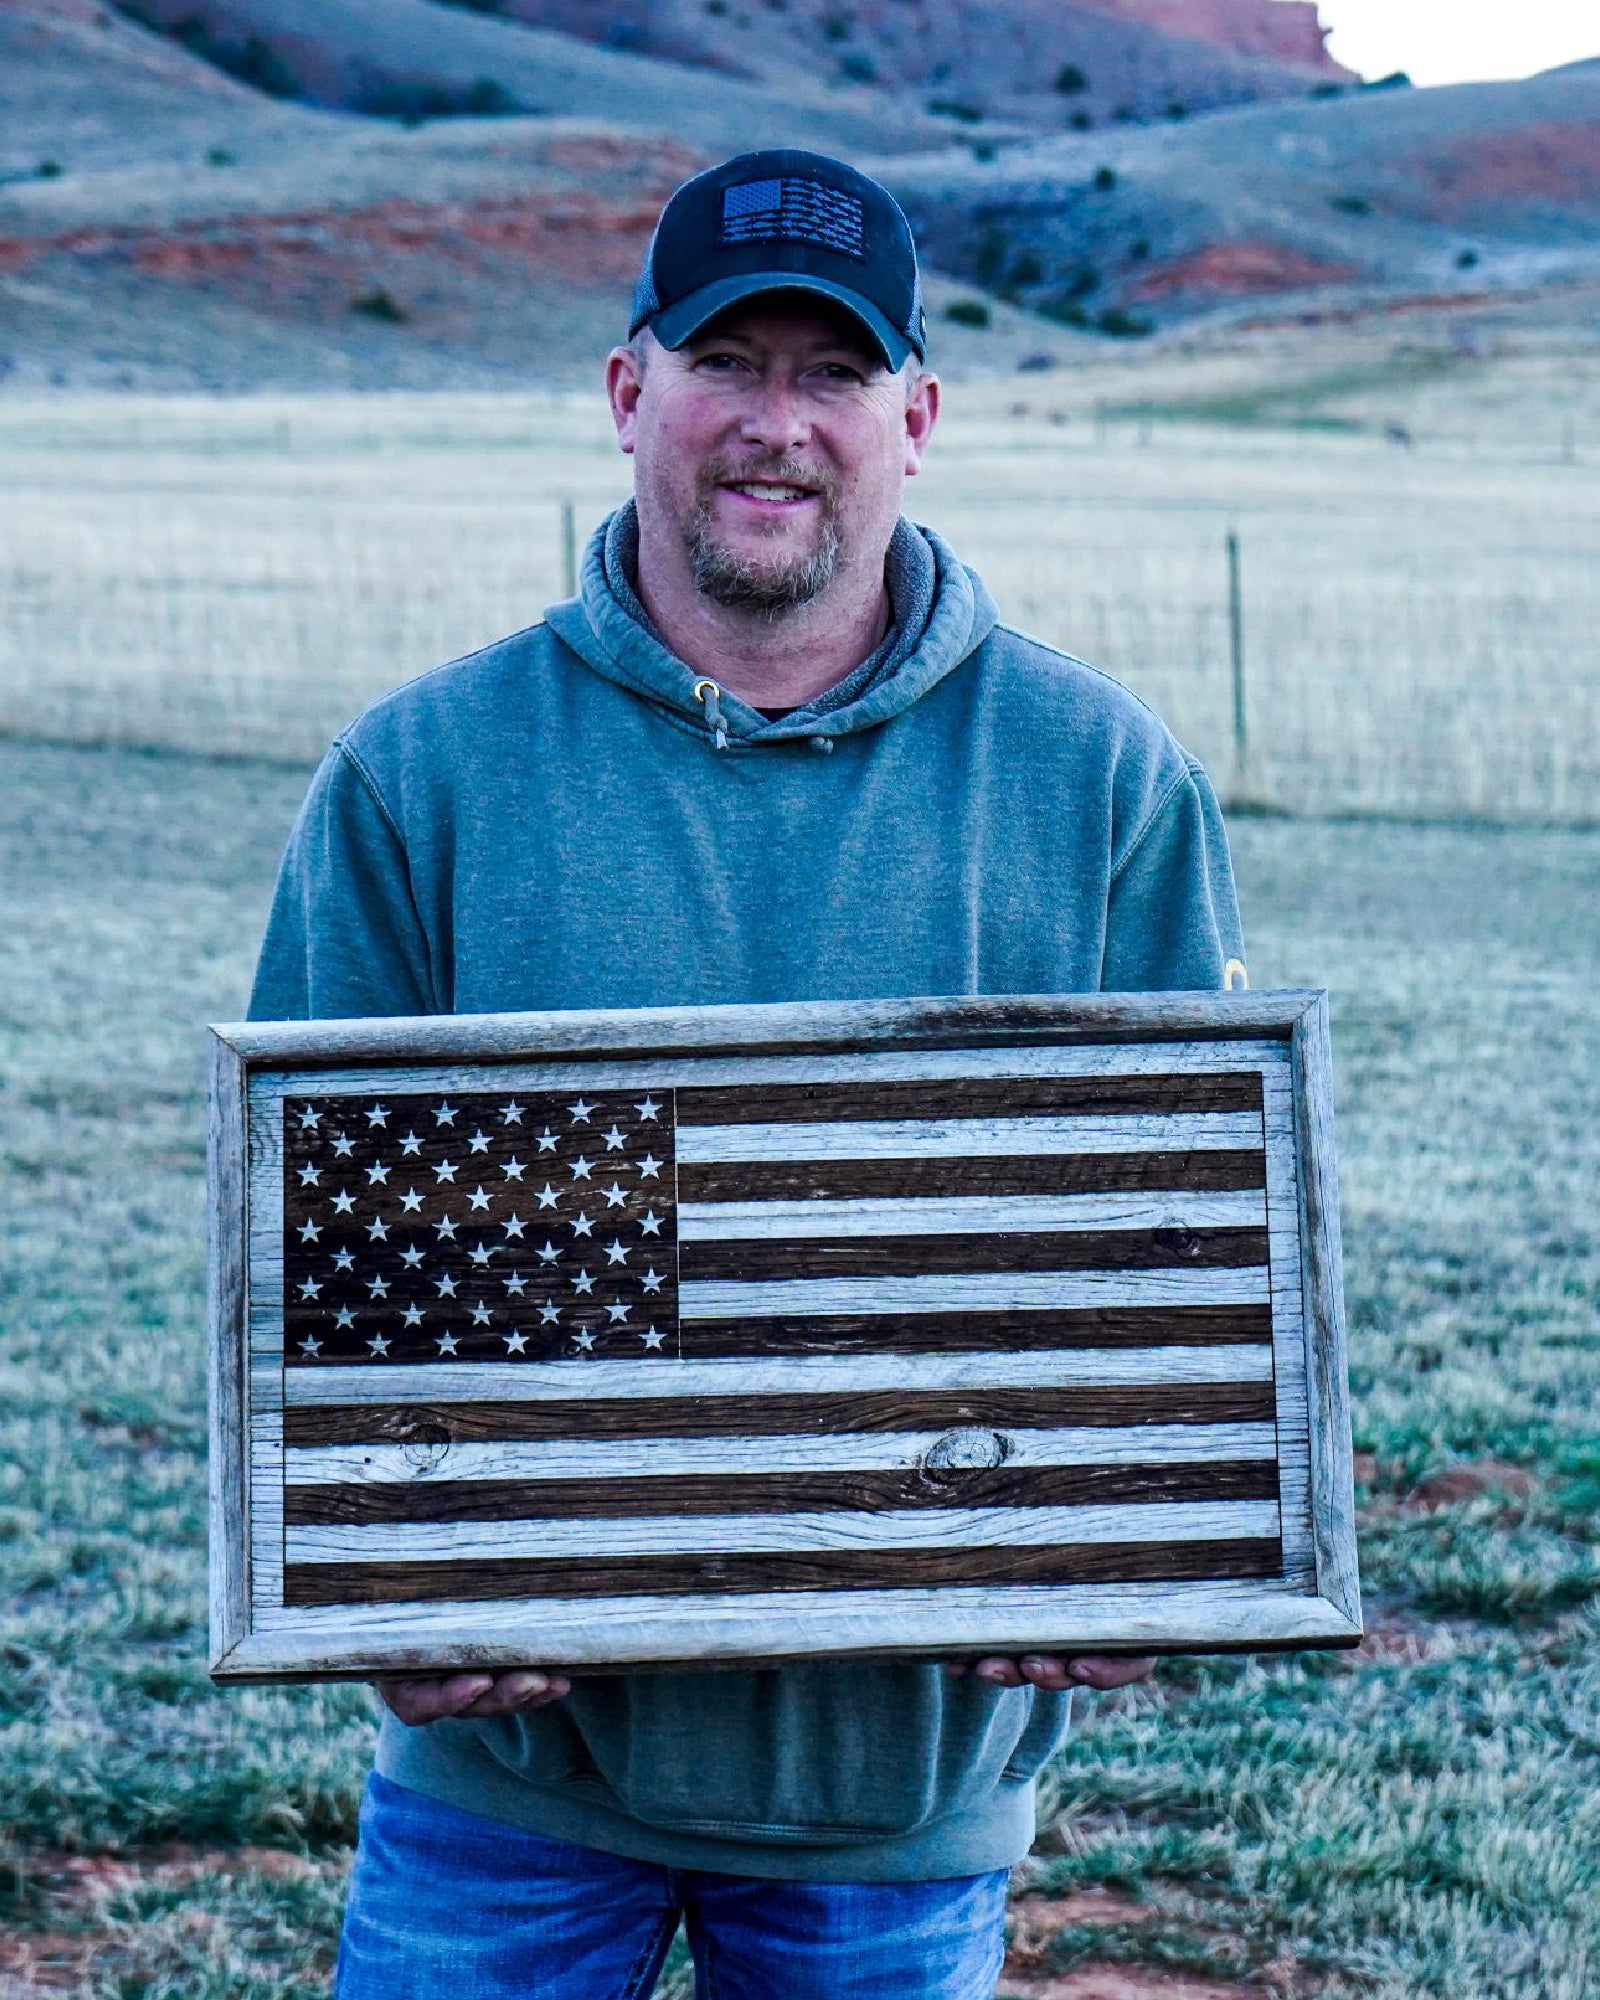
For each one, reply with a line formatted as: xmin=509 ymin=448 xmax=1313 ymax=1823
xmin=285 ymin=1460 xmax=1282 ymax=1525
xmin=680 ymin=1191 xmax=1267 ymax=1238
xmin=278 ymin=1422 xmax=1281 ymax=1486
xmin=674 ymin=1304 xmax=1272 ymax=1356
xmin=283 ymin=1383 xmax=1277 ymax=1445
xmin=231 ymin=1572 xmax=1357 ymax=1678
xmin=679 ymin=1151 xmax=1268 ymax=1201
xmin=1292 ymin=996 xmax=1361 ymax=1629
xmin=215 ymin=992 xmax=1316 ymax=1071
xmin=679 ymin=1226 xmax=1270 ymax=1283
xmin=282 ymin=1344 xmax=1273 ymax=1405
xmin=677 ymin=1112 xmax=1266 ymax=1163
xmin=674 ymin=1073 xmax=1265 ymax=1124
xmin=679 ymin=1268 xmax=1270 ymax=1317
xmin=207 ymin=1034 xmax=253 ymax=1669
xmin=283 ymin=1536 xmax=1287 ymax=1606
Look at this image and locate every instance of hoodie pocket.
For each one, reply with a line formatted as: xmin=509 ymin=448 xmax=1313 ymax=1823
xmin=561 ymin=1663 xmax=1065 ymax=1844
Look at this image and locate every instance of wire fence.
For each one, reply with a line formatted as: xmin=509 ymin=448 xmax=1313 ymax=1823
xmin=2 ymin=395 xmax=1597 ymax=821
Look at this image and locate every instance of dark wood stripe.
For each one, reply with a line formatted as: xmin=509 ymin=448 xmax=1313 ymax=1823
xmin=681 ymin=1226 xmax=1268 ymax=1284
xmin=284 ymin=1383 xmax=1276 ymax=1447
xmin=284 ymin=1536 xmax=1285 ymax=1605
xmin=676 ymin=1074 xmax=1264 ymax=1125
xmin=679 ymin=1150 xmax=1266 ymax=1204
xmin=286 ymin=1460 xmax=1280 ymax=1525
xmin=679 ymin=1304 xmax=1272 ymax=1356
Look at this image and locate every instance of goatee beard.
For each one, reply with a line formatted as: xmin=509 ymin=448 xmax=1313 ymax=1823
xmin=686 ymin=459 xmax=842 ymax=614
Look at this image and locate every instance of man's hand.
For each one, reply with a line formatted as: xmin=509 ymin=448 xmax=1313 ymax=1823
xmin=943 ymin=1655 xmax=1156 ymax=1691
xmin=377 ymin=1670 xmax=571 ymax=1726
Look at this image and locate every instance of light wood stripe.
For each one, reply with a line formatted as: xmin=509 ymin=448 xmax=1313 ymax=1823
xmin=678 ymin=1192 xmax=1267 ymax=1238
xmin=678 ymin=1112 xmax=1265 ymax=1163
xmin=675 ymin=1303 xmax=1271 ymax=1356
xmin=283 ymin=1382 xmax=1277 ymax=1446
xmin=283 ymin=1537 xmax=1285 ymax=1605
xmin=286 ymin=1499 xmax=1283 ymax=1564
xmin=677 ymin=1269 xmax=1270 ymax=1318
xmin=678 ymin=1151 xmax=1269 ymax=1202
xmin=679 ymin=1226 xmax=1269 ymax=1283
xmin=674 ymin=1074 xmax=1264 ymax=1125
xmin=282 ymin=1344 xmax=1273 ymax=1406
xmin=281 ymin=1423 xmax=1281 ymax=1487
xmin=285 ymin=1460 xmax=1281 ymax=1525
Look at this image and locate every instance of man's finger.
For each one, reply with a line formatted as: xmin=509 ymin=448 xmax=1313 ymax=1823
xmin=457 ymin=1672 xmax=572 ymax=1717
xmin=377 ymin=1673 xmax=495 ymax=1725
xmin=1065 ymin=1655 xmax=1158 ymax=1690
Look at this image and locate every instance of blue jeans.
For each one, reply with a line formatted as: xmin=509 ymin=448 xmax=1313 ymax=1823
xmin=336 ymin=1772 xmax=1010 ymax=1999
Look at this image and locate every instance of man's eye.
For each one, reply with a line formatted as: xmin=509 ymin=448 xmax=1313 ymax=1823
xmin=817 ymin=363 xmax=867 ymax=384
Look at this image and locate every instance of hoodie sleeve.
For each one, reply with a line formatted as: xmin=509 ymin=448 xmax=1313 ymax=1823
xmin=1101 ymin=760 xmax=1245 ymax=993
xmin=248 ymin=743 xmax=438 ymax=1022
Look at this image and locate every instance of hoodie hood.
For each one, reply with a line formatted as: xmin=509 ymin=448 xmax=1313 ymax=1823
xmin=544 ymin=501 xmax=999 ymax=749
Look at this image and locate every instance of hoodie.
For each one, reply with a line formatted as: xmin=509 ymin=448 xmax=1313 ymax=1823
xmin=249 ymin=508 xmax=1244 ymax=1882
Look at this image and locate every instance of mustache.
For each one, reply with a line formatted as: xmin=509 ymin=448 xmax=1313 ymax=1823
xmin=699 ymin=455 xmax=837 ymax=502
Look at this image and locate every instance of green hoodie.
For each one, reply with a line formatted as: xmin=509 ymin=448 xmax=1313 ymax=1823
xmin=249 ymin=508 xmax=1244 ymax=1882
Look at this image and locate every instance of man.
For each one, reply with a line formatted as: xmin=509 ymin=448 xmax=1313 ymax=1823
xmin=251 ymin=150 xmax=1245 ymax=1998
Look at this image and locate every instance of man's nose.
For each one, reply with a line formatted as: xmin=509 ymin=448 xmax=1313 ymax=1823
xmin=739 ymin=378 xmax=811 ymax=453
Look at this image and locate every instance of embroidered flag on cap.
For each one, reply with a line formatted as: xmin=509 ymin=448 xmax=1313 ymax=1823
xmin=720 ymin=177 xmax=867 ymax=260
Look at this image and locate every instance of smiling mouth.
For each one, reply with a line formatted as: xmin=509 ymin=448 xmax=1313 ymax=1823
xmin=722 ymin=479 xmax=820 ymax=503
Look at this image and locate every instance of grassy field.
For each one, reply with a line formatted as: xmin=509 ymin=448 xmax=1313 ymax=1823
xmin=2 ymin=324 xmax=1598 ymax=819
xmin=0 ymin=736 xmax=1595 ymax=1998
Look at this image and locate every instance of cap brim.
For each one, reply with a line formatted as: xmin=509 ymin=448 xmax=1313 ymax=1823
xmin=647 ymin=274 xmax=914 ymax=370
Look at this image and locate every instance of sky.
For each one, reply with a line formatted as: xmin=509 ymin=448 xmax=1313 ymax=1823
xmin=1317 ymin=1 xmax=1600 ymax=88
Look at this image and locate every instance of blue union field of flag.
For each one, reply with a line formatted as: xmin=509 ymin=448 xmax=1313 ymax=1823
xmin=208 ymin=995 xmax=1361 ymax=1679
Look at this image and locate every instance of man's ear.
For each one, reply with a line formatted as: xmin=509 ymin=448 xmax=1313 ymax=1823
xmin=606 ymin=345 xmax=646 ymax=455
xmin=903 ymin=369 xmax=941 ymax=477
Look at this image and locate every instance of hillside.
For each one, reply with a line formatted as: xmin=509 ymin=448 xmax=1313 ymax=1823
xmin=489 ymin=0 xmax=1350 ymax=134
xmin=0 ymin=0 xmax=1597 ymax=390
xmin=890 ymin=65 xmax=1600 ymax=335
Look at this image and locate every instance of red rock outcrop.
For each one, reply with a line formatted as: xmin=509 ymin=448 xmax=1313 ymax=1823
xmin=1076 ymin=0 xmax=1354 ymax=80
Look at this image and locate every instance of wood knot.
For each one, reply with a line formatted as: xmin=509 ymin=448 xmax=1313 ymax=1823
xmin=920 ymin=1428 xmax=1011 ymax=1487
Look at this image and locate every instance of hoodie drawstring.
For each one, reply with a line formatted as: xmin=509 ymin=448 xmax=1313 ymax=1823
xmin=693 ymin=678 xmax=729 ymax=752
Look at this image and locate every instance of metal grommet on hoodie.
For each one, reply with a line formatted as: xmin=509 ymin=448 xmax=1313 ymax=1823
xmin=809 ymin=735 xmax=834 ymax=754
xmin=692 ymin=678 xmax=729 ymax=751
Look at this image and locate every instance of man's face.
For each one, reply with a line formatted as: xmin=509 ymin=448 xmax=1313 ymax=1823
xmin=608 ymin=299 xmax=938 ymax=615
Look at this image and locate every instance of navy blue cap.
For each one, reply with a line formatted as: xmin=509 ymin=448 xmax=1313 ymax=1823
xmin=630 ymin=149 xmax=927 ymax=369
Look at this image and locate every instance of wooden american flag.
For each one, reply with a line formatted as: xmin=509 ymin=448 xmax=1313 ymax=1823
xmin=209 ymin=997 xmax=1360 ymax=1679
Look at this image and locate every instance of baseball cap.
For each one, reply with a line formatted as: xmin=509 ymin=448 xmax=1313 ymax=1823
xmin=629 ymin=149 xmax=927 ymax=370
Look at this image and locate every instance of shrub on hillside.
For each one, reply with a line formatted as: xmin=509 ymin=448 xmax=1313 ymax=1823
xmin=1093 ymin=165 xmax=1117 ymax=192
xmin=944 ymin=298 xmax=992 ymax=329
xmin=1053 ymin=63 xmax=1087 ymax=93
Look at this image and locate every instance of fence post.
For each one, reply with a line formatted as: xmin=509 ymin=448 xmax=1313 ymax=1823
xmin=559 ymin=499 xmax=577 ymax=598
xmin=1226 ymin=525 xmax=1247 ymax=774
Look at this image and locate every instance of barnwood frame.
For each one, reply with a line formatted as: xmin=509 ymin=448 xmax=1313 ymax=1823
xmin=208 ymin=992 xmax=1360 ymax=1682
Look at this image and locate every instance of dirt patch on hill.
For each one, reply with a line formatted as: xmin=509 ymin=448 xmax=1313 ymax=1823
xmin=1413 ymin=122 xmax=1600 ymax=217
xmin=1128 ymin=241 xmax=1362 ymax=300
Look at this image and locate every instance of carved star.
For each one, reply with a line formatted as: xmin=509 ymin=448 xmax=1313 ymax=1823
xmin=468 ymin=1186 xmax=491 ymax=1212
xmin=298 ymin=1218 xmax=321 ymax=1243
xmin=603 ymin=1182 xmax=628 ymax=1209
xmin=400 ymin=1244 xmax=424 ymax=1268
xmin=297 ymin=1106 xmax=321 ymax=1130
xmin=401 ymin=1303 xmax=424 ymax=1327
xmin=298 ymin=1278 xmax=322 ymax=1299
xmin=333 ymin=1306 xmax=356 ymax=1329
xmin=502 ymin=1215 xmax=526 ymax=1240
xmin=367 ymin=1332 xmax=390 ymax=1356
xmin=470 ymin=1302 xmax=492 ymax=1326
xmin=536 ymin=1184 xmax=559 ymax=1210
xmin=635 ymin=1096 xmax=660 ymax=1121
xmin=366 ymin=1276 xmax=389 ymax=1299
xmin=603 ymin=1125 xmax=626 ymax=1151
xmin=538 ymin=1301 xmax=561 ymax=1325
xmin=568 ymin=1098 xmax=593 ymax=1123
xmin=331 ymin=1190 xmax=356 ymax=1214
xmin=436 ymin=1332 xmax=459 ymax=1356
xmin=641 ymin=1268 xmax=664 ymax=1293
xmin=503 ymin=1158 xmax=526 ymax=1181
xmin=572 ymin=1270 xmax=594 ymax=1295
xmin=605 ymin=1240 xmax=629 ymax=1266
xmin=434 ymin=1216 xmax=457 ymax=1240
xmin=399 ymin=1188 xmax=424 ymax=1213
xmin=434 ymin=1160 xmax=458 ymax=1184
xmin=537 ymin=1128 xmax=557 ymax=1153
xmin=605 ymin=1301 xmax=630 ymax=1324
xmin=571 ymin=1328 xmax=596 ymax=1351
xmin=637 ymin=1153 xmax=663 ymax=1179
xmin=331 ymin=1133 xmax=355 ymax=1158
xmin=504 ymin=1329 xmax=528 ymax=1353
xmin=399 ymin=1131 xmax=423 ymax=1156
xmin=639 ymin=1210 xmax=663 ymax=1236
xmin=501 ymin=1101 xmax=524 ymax=1125
xmin=537 ymin=1241 xmax=559 ymax=1264
xmin=639 ymin=1324 xmax=665 ymax=1350
xmin=469 ymin=1243 xmax=493 ymax=1266
xmin=435 ymin=1275 xmax=458 ymax=1297
xmin=434 ymin=1102 xmax=458 ymax=1126
xmin=298 ymin=1164 xmax=320 ymax=1187
xmin=367 ymin=1216 xmax=388 ymax=1241
xmin=298 ymin=1334 xmax=322 ymax=1356
xmin=569 ymin=1156 xmax=592 ymax=1181
xmin=570 ymin=1211 xmax=593 ymax=1238
xmin=468 ymin=1129 xmax=491 ymax=1154
xmin=504 ymin=1272 xmax=527 ymax=1295
xmin=332 ymin=1248 xmax=355 ymax=1272
xmin=366 ymin=1104 xmax=389 ymax=1127
xmin=366 ymin=1162 xmax=389 ymax=1185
